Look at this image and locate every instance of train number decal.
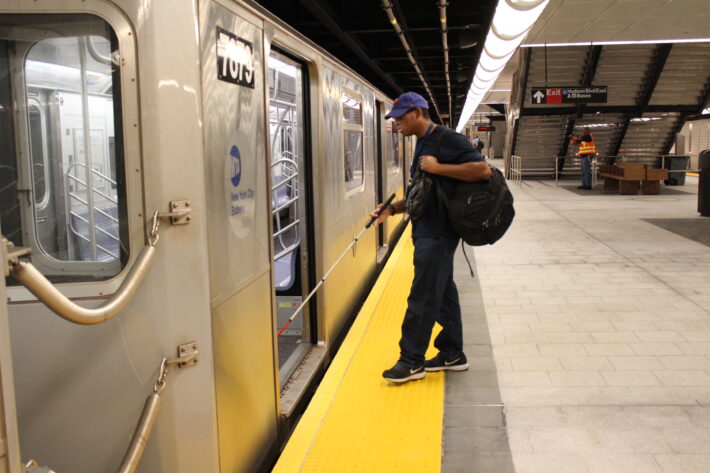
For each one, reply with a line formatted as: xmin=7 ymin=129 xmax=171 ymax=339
xmin=216 ymin=27 xmax=255 ymax=88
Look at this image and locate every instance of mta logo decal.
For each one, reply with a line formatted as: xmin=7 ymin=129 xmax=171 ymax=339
xmin=230 ymin=145 xmax=241 ymax=187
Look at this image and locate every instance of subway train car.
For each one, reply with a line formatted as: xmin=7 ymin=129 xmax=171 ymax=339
xmin=0 ymin=1 xmax=414 ymax=472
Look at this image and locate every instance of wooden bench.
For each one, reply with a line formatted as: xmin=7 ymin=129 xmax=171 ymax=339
xmin=598 ymin=163 xmax=669 ymax=195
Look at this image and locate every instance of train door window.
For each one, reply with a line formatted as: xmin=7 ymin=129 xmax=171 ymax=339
xmin=342 ymin=89 xmax=364 ymax=193
xmin=389 ymin=118 xmax=402 ymax=171
xmin=268 ymin=49 xmax=313 ymax=380
xmin=0 ymin=14 xmax=128 ymax=282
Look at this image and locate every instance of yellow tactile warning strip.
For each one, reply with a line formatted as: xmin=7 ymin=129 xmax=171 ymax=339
xmin=272 ymin=224 xmax=444 ymax=473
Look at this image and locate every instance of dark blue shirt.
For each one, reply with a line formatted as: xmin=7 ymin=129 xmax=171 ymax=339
xmin=409 ymin=125 xmax=483 ymax=238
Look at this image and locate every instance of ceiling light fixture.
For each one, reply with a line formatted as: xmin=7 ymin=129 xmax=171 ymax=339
xmin=456 ymin=0 xmax=549 ymax=132
xmin=522 ymin=38 xmax=710 ymax=48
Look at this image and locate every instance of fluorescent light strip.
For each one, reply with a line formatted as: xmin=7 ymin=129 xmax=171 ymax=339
xmin=523 ymin=38 xmax=710 ymax=48
xmin=456 ymin=0 xmax=549 ymax=132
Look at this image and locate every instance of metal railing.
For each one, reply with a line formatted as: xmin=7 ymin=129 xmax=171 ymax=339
xmin=510 ymin=155 xmax=522 ymax=186
xmin=65 ymin=162 xmax=119 ymax=261
xmin=271 ymin=156 xmax=300 ymax=261
xmin=511 ymin=154 xmax=701 ymax=187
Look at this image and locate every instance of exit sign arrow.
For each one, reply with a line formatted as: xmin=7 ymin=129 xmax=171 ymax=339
xmin=533 ymin=90 xmax=545 ymax=104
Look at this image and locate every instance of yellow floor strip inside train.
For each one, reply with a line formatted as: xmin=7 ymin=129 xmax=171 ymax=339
xmin=273 ymin=225 xmax=444 ymax=473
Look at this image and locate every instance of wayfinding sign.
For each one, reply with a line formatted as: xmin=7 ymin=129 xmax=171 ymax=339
xmin=531 ymin=86 xmax=607 ymax=105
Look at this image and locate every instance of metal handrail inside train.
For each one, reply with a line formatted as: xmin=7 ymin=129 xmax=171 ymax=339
xmin=3 ymin=209 xmax=188 ymax=325
xmin=65 ymin=161 xmax=120 ymax=260
xmin=271 ymin=156 xmax=301 ymax=261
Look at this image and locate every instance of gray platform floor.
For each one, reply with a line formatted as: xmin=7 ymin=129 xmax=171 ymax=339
xmin=445 ymin=174 xmax=710 ymax=473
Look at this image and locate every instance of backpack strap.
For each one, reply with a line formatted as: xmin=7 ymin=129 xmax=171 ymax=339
xmin=431 ymin=127 xmax=450 ymax=216
xmin=460 ymin=240 xmax=475 ymax=278
xmin=431 ymin=126 xmax=449 ymax=159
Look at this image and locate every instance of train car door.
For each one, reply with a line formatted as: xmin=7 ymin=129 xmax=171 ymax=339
xmin=267 ymin=48 xmax=318 ymax=396
xmin=375 ymin=100 xmax=386 ymax=259
xmin=199 ymin=3 xmax=279 ymax=473
xmin=0 ymin=240 xmax=20 ymax=473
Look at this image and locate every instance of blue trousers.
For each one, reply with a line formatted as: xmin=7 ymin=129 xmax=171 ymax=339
xmin=580 ymin=154 xmax=593 ymax=187
xmin=399 ymin=235 xmax=463 ymax=366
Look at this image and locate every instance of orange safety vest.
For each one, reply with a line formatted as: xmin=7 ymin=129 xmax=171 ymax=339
xmin=578 ymin=138 xmax=596 ymax=156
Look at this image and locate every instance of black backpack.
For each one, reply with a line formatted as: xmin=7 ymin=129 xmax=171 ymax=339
xmin=432 ymin=129 xmax=515 ymax=246
xmin=435 ymin=166 xmax=515 ymax=246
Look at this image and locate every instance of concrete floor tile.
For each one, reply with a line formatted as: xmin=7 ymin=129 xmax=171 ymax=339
xmin=493 ymin=344 xmax=541 ymax=357
xmin=443 ymin=426 xmax=511 ymax=453
xmin=609 ymin=356 xmax=664 ymax=370
xmin=560 ymin=356 xmax=614 ymax=370
xmin=510 ymin=357 xmax=563 ymax=371
xmin=654 ymin=455 xmax=710 ymax=473
xmin=504 ymin=332 xmax=550 ymax=343
xmin=444 ymin=406 xmax=504 ymax=428
xmin=677 ymin=342 xmax=710 ymax=355
xmin=526 ymin=427 xmax=603 ymax=454
xmin=547 ymin=332 xmax=596 ymax=343
xmin=584 ymin=343 xmax=636 ymax=356
xmin=584 ymin=454 xmax=662 ymax=473
xmin=601 ymin=370 xmax=661 ymax=386
xmin=592 ymin=331 xmax=641 ymax=343
xmin=654 ymin=370 xmax=710 ymax=386
xmin=512 ymin=453 xmax=590 ymax=473
xmin=443 ymin=452 xmax=516 ymax=473
xmin=496 ymin=371 xmax=551 ymax=387
xmin=657 ymin=356 xmax=709 ymax=370
xmin=635 ymin=331 xmax=686 ymax=342
xmin=537 ymin=343 xmax=588 ymax=356
xmin=501 ymin=387 xmax=580 ymax=405
xmin=548 ymin=370 xmax=607 ymax=387
xmin=631 ymin=343 xmax=685 ymax=356
xmin=680 ymin=331 xmax=710 ymax=342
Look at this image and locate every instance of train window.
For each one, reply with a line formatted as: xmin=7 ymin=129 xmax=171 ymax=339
xmin=342 ymin=90 xmax=363 ymax=192
xmin=0 ymin=14 xmax=128 ymax=281
xmin=388 ymin=118 xmax=401 ymax=171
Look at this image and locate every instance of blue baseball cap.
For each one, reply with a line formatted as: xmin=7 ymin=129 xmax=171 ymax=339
xmin=385 ymin=92 xmax=429 ymax=119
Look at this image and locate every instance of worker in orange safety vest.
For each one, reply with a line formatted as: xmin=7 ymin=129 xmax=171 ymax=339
xmin=569 ymin=127 xmax=596 ymax=190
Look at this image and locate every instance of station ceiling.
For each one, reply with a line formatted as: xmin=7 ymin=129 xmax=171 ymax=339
xmin=253 ymin=0 xmax=497 ymax=126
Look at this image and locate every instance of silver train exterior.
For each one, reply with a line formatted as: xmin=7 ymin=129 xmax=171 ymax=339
xmin=0 ymin=1 xmax=415 ymax=472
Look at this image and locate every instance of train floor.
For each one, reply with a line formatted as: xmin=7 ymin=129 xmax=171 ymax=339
xmin=273 ymin=172 xmax=710 ymax=473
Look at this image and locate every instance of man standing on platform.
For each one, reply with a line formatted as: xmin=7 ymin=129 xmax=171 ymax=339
xmin=569 ymin=127 xmax=596 ymax=190
xmin=371 ymin=92 xmax=491 ymax=383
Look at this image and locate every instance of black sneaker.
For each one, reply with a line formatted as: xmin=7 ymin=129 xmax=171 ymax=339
xmin=382 ymin=362 xmax=425 ymax=383
xmin=577 ymin=185 xmax=585 ymax=189
xmin=424 ymin=352 xmax=469 ymax=372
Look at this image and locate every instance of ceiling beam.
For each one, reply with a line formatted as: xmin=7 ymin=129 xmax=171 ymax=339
xmin=558 ymin=117 xmax=577 ymax=160
xmin=346 ymin=24 xmax=482 ymax=34
xmin=576 ymin=45 xmax=603 ymax=118
xmin=511 ymin=48 xmax=532 ymax=158
xmin=382 ymin=0 xmax=443 ymax=121
xmin=486 ymin=103 xmax=506 ymax=115
xmin=298 ymin=0 xmax=402 ymax=95
xmin=559 ymin=45 xmax=604 ymax=160
xmin=612 ymin=44 xmax=673 ymax=156
xmin=522 ymin=104 xmax=696 ymax=116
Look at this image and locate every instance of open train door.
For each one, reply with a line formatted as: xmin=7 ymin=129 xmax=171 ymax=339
xmin=0 ymin=237 xmax=21 ymax=473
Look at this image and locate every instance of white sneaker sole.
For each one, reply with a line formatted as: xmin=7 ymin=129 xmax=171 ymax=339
xmin=383 ymin=370 xmax=426 ymax=383
xmin=425 ymin=363 xmax=469 ymax=372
